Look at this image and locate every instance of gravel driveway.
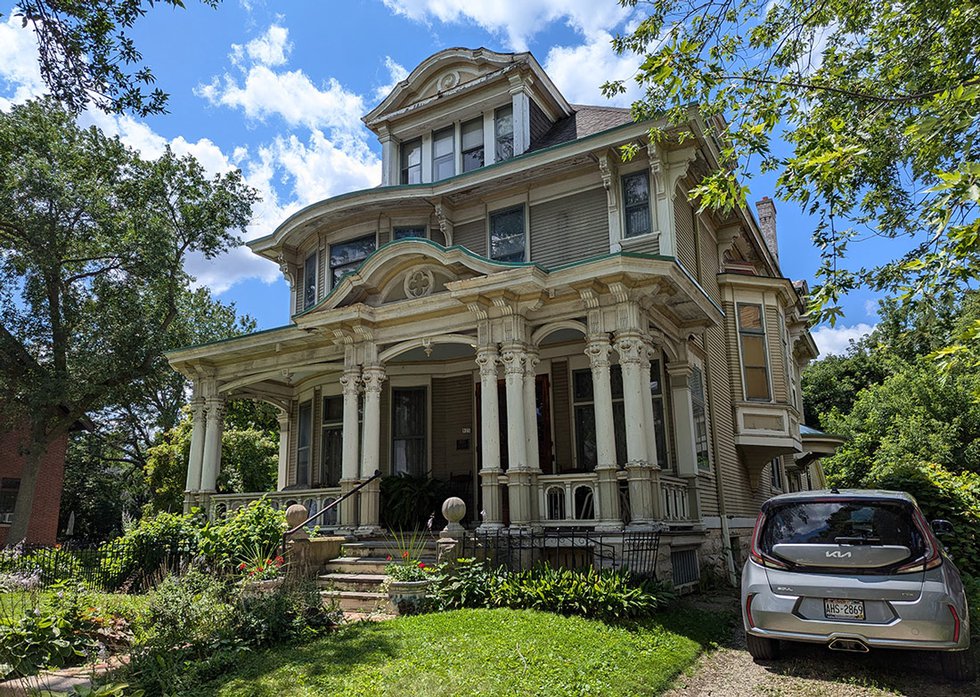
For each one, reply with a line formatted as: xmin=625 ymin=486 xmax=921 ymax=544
xmin=666 ymin=595 xmax=979 ymax=697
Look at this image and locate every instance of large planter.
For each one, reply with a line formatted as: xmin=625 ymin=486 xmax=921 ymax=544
xmin=387 ymin=579 xmax=430 ymax=615
xmin=244 ymin=577 xmax=284 ymax=595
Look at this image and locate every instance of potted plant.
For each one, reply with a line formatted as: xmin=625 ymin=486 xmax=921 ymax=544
xmin=383 ymin=530 xmax=433 ymax=615
xmin=237 ymin=544 xmax=286 ymax=593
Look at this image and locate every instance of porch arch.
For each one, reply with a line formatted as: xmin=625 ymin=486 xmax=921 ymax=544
xmin=530 ymin=320 xmax=588 ymax=347
xmin=378 ymin=333 xmax=478 ymax=363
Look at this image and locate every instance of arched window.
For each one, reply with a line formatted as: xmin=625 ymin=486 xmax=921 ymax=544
xmin=546 ymin=487 xmax=565 ymax=520
xmin=574 ymin=486 xmax=595 ymax=520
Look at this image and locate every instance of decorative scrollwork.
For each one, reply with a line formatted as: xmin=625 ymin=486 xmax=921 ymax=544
xmin=404 ymin=268 xmax=435 ymax=299
xmin=476 ymin=348 xmax=499 ymax=378
xmin=585 ymin=337 xmax=613 ymax=370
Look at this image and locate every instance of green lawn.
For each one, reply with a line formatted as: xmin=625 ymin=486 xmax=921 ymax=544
xmin=0 ymin=590 xmax=150 ymax=626
xmin=190 ymin=606 xmax=730 ymax=697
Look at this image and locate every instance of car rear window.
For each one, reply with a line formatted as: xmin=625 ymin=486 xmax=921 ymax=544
xmin=760 ymin=499 xmax=925 ymax=558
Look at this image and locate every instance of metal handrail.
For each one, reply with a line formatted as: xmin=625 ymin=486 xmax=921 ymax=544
xmin=280 ymin=469 xmax=381 ymax=556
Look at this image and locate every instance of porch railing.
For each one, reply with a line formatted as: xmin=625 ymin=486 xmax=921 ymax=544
xmin=209 ymin=487 xmax=343 ymax=523
xmin=537 ymin=472 xmax=598 ymax=524
xmin=660 ymin=475 xmax=690 ymax=522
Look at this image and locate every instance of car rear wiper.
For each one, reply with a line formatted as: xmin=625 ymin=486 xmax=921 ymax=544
xmin=834 ymin=535 xmax=881 ymax=545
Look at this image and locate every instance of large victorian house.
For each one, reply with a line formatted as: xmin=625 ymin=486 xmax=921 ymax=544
xmin=167 ymin=48 xmax=833 ymax=583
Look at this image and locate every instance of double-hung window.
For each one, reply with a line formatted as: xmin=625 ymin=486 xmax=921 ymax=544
xmin=572 ymin=366 xmax=626 ymax=470
xmin=461 ymin=117 xmax=485 ymax=172
xmin=494 ymin=105 xmax=514 ymax=162
xmin=392 ymin=387 xmax=426 ymax=477
xmin=303 ymin=252 xmax=317 ymax=310
xmin=329 ymin=235 xmax=376 ymax=288
xmin=738 ymin=303 xmax=771 ymax=400
xmin=650 ymin=359 xmax=670 ymax=468
xmin=622 ymin=172 xmax=652 ymax=238
xmin=401 ymin=138 xmax=422 ymax=184
xmin=318 ymin=396 xmax=343 ymax=488
xmin=393 ymin=226 xmax=426 ymax=240
xmin=0 ymin=478 xmax=19 ymax=524
xmin=296 ymin=400 xmax=312 ymax=487
xmin=489 ymin=206 xmax=525 ymax=262
xmin=689 ymin=366 xmax=710 ymax=470
xmin=770 ymin=457 xmax=783 ymax=490
xmin=432 ymin=127 xmax=455 ymax=180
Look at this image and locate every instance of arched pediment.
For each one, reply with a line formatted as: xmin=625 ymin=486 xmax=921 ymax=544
xmin=302 ymin=239 xmax=534 ymax=313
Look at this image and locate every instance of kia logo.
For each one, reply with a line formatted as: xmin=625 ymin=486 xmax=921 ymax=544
xmin=826 ymin=550 xmax=852 ymax=559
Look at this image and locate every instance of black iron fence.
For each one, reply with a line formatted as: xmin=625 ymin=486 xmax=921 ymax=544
xmin=459 ymin=528 xmax=662 ymax=579
xmin=0 ymin=540 xmax=194 ymax=593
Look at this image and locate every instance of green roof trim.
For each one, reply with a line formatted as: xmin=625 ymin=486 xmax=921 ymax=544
xmin=165 ymin=322 xmax=297 ymax=356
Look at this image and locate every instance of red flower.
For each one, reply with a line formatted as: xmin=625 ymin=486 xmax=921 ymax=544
xmin=258 ymin=565 xmax=264 ymax=572
xmin=238 ymin=562 xmax=247 ymax=571
xmin=418 ymin=562 xmax=425 ymax=569
xmin=275 ymin=555 xmax=285 ymax=564
xmin=386 ymin=555 xmax=392 ymax=561
xmin=402 ymin=551 xmax=409 ymax=559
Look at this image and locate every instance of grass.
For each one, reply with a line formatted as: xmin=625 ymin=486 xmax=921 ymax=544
xmin=188 ymin=605 xmax=731 ymax=697
xmin=0 ymin=590 xmax=151 ymax=627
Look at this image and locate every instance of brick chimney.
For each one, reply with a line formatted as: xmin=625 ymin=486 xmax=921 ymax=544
xmin=755 ymin=196 xmax=778 ymax=263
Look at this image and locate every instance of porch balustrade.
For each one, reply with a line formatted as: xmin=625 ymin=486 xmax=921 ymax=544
xmin=660 ymin=475 xmax=690 ymax=522
xmin=537 ymin=473 xmax=599 ymax=525
xmin=208 ymin=488 xmax=342 ymax=524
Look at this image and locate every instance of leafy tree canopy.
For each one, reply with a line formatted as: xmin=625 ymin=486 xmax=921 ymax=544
xmin=5 ymin=1 xmax=221 ymax=116
xmin=0 ymin=97 xmax=257 ymax=541
xmin=608 ymin=0 xmax=979 ymax=326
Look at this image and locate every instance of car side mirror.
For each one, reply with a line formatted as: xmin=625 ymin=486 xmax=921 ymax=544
xmin=931 ymin=519 xmax=955 ymax=536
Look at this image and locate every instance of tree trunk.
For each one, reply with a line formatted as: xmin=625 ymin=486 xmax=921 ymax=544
xmin=7 ymin=436 xmax=49 ymax=544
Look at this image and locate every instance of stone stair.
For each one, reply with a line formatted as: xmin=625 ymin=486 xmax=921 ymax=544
xmin=318 ymin=538 xmax=439 ymax=614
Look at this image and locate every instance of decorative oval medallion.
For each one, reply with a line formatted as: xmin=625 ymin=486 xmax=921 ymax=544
xmin=439 ymin=71 xmax=460 ymax=91
xmin=404 ymin=268 xmax=435 ymax=298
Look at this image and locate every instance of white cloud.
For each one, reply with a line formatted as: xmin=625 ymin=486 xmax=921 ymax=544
xmin=543 ymin=31 xmax=641 ymax=106
xmin=231 ymin=23 xmax=292 ymax=68
xmin=864 ymin=299 xmax=879 ymax=318
xmin=374 ymin=56 xmax=409 ymax=102
xmin=812 ymin=323 xmax=875 ymax=357
xmin=0 ymin=12 xmax=45 ymax=110
xmin=381 ymin=0 xmax=630 ymax=52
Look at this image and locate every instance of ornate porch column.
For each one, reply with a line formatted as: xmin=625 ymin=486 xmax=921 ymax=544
xmin=339 ymin=366 xmax=361 ymax=531
xmin=200 ymin=395 xmax=225 ymax=494
xmin=522 ymin=347 xmax=541 ymax=525
xmin=276 ymin=408 xmax=290 ymax=491
xmin=667 ymin=363 xmax=703 ymax=522
xmin=357 ymin=364 xmax=386 ymax=535
xmin=615 ymin=332 xmax=656 ymax=529
xmin=183 ymin=391 xmax=207 ymax=513
xmin=476 ymin=346 xmax=504 ymax=531
xmin=501 ymin=343 xmax=531 ymax=530
xmin=587 ymin=335 xmax=622 ymax=531
xmin=639 ymin=340 xmax=664 ymax=520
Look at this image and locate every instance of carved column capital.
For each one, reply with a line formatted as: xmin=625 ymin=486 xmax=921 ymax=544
xmin=500 ymin=345 xmax=526 ymax=376
xmin=585 ymin=335 xmax=613 ymax=370
xmin=523 ymin=348 xmax=540 ymax=378
xmin=614 ymin=333 xmax=645 ymax=365
xmin=476 ymin=346 xmax=499 ymax=378
xmin=361 ymin=365 xmax=387 ymax=394
xmin=340 ymin=369 xmax=362 ymax=396
xmin=190 ymin=396 xmax=206 ymax=419
xmin=204 ymin=397 xmax=225 ymax=422
xmin=276 ymin=408 xmax=289 ymax=429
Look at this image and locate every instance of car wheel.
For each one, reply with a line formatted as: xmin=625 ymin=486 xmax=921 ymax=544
xmin=746 ymin=634 xmax=780 ymax=661
xmin=940 ymin=650 xmax=977 ymax=682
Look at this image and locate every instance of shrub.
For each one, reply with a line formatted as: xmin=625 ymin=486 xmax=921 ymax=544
xmin=199 ymin=499 xmax=286 ymax=571
xmin=101 ymin=512 xmax=201 ymax=590
xmin=380 ymin=474 xmax=446 ymax=530
xmin=235 ymin=578 xmax=340 ymax=648
xmin=428 ymin=560 xmax=671 ymax=623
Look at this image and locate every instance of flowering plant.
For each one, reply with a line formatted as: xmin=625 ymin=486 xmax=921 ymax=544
xmin=236 ymin=544 xmax=286 ymax=582
xmin=383 ymin=528 xmax=433 ymax=582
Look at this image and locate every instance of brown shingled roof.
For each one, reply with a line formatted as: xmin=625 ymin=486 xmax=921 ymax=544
xmin=530 ymin=104 xmax=635 ymax=151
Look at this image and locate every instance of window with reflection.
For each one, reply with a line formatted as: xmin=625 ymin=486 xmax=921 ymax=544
xmin=572 ymin=365 xmax=626 ymax=470
xmin=400 ymin=138 xmax=422 ymax=184
xmin=737 ymin=303 xmax=771 ymax=400
xmin=489 ymin=206 xmax=525 ymax=262
xmin=318 ymin=396 xmax=343 ymax=488
xmin=622 ymin=172 xmax=651 ymax=238
xmin=329 ymin=235 xmax=376 ymax=287
xmin=392 ymin=387 xmax=426 ymax=477
xmin=393 ymin=226 xmax=426 ymax=240
xmin=432 ymin=127 xmax=455 ymax=180
xmin=296 ymin=400 xmax=312 ymax=487
xmin=303 ymin=252 xmax=317 ymax=310
xmin=690 ymin=365 xmax=710 ymax=470
xmin=650 ymin=359 xmax=670 ymax=468
xmin=461 ymin=117 xmax=485 ymax=172
xmin=494 ymin=105 xmax=514 ymax=162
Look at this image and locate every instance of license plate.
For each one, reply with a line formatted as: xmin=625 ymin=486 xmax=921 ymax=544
xmin=824 ymin=598 xmax=865 ymax=620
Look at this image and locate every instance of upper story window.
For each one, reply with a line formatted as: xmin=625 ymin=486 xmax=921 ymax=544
xmin=303 ymin=252 xmax=317 ymax=310
xmin=393 ymin=226 xmax=426 ymax=240
xmin=489 ymin=206 xmax=525 ymax=262
xmin=432 ymin=127 xmax=455 ymax=180
xmin=462 ymin=117 xmax=485 ymax=172
xmin=401 ymin=138 xmax=422 ymax=184
xmin=495 ymin=105 xmax=514 ymax=162
xmin=738 ymin=303 xmax=771 ymax=401
xmin=0 ymin=477 xmax=19 ymax=524
xmin=622 ymin=172 xmax=651 ymax=238
xmin=330 ymin=234 xmax=376 ymax=287
xmin=689 ymin=365 xmax=710 ymax=470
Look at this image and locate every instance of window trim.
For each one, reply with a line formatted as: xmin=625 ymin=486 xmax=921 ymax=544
xmin=431 ymin=126 xmax=456 ymax=181
xmin=400 ymin=138 xmax=422 ymax=185
xmin=487 ymin=204 xmax=528 ymax=263
xmin=621 ymin=171 xmax=653 ymax=239
xmin=736 ymin=302 xmax=772 ymax=402
xmin=461 ymin=116 xmax=485 ymax=173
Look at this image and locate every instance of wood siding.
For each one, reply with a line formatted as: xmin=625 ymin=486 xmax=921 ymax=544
xmin=287 ymin=399 xmax=299 ymax=486
xmin=550 ymin=360 xmax=572 ymax=471
xmin=379 ymin=386 xmax=390 ymax=472
xmin=431 ymin=375 xmax=474 ymax=479
xmin=674 ymin=192 xmax=697 ymax=273
xmin=529 ymin=100 xmax=552 ymax=148
xmin=529 ymin=188 xmax=609 ymax=268
xmin=454 ymin=219 xmax=486 ymax=257
xmin=766 ymin=306 xmax=787 ymax=403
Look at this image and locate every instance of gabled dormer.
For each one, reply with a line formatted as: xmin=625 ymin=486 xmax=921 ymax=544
xmin=364 ymin=48 xmax=574 ymax=186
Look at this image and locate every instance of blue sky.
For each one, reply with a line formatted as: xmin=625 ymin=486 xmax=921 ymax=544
xmin=0 ymin=0 xmax=881 ymax=355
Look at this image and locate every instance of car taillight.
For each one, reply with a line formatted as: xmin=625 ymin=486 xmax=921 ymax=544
xmin=745 ymin=593 xmax=756 ymax=628
xmin=897 ymin=507 xmax=943 ymax=574
xmin=749 ymin=511 xmax=790 ymax=570
xmin=949 ymin=604 xmax=961 ymax=643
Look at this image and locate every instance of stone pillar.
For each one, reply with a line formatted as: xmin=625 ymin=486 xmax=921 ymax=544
xmin=184 ymin=393 xmax=206 ymax=512
xmin=668 ymin=363 xmax=703 ymax=522
xmin=276 ymin=408 xmax=290 ymax=491
xmin=639 ymin=341 xmax=664 ymax=520
xmin=615 ymin=333 xmax=655 ymax=529
xmin=523 ymin=348 xmax=541 ymax=526
xmin=501 ymin=344 xmax=531 ymax=530
xmin=200 ymin=395 xmax=225 ymax=493
xmin=476 ymin=346 xmax=504 ymax=531
xmin=339 ymin=367 xmax=361 ymax=531
xmin=357 ymin=364 xmax=386 ymax=535
xmin=587 ymin=336 xmax=622 ymax=531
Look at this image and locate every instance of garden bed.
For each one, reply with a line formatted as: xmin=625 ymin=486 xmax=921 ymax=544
xmin=187 ymin=606 xmax=731 ymax=696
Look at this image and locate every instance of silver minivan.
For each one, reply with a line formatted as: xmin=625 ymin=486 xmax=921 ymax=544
xmin=741 ymin=489 xmax=975 ymax=681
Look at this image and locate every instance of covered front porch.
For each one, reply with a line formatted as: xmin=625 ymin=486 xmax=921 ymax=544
xmin=170 ymin=241 xmax=722 ymax=534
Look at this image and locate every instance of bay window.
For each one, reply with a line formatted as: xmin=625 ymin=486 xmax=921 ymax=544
xmin=432 ymin=127 xmax=455 ymax=180
xmin=495 ymin=105 xmax=514 ymax=162
xmin=303 ymin=252 xmax=317 ymax=310
xmin=738 ymin=303 xmax=771 ymax=400
xmin=461 ymin=117 xmax=485 ymax=172
xmin=329 ymin=235 xmax=376 ymax=287
xmin=689 ymin=366 xmax=710 ymax=470
xmin=622 ymin=172 xmax=651 ymax=238
xmin=489 ymin=206 xmax=526 ymax=262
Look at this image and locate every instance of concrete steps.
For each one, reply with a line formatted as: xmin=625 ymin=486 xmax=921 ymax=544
xmin=321 ymin=589 xmax=390 ymax=613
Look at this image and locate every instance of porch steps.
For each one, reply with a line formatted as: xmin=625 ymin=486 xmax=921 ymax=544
xmin=322 ymin=556 xmax=390 ymax=575
xmin=319 ymin=572 xmax=387 ymax=593
xmin=321 ymin=589 xmax=390 ymax=613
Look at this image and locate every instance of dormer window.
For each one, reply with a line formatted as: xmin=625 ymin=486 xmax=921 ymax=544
xmin=303 ymin=252 xmax=317 ymax=310
xmin=461 ymin=117 xmax=485 ymax=172
xmin=401 ymin=138 xmax=422 ymax=184
xmin=432 ymin=127 xmax=455 ymax=180
xmin=495 ymin=105 xmax=514 ymax=162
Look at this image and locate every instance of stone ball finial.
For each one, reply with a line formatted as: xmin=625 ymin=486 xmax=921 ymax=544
xmin=285 ymin=503 xmax=310 ymax=540
xmin=441 ymin=497 xmax=466 ymax=540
